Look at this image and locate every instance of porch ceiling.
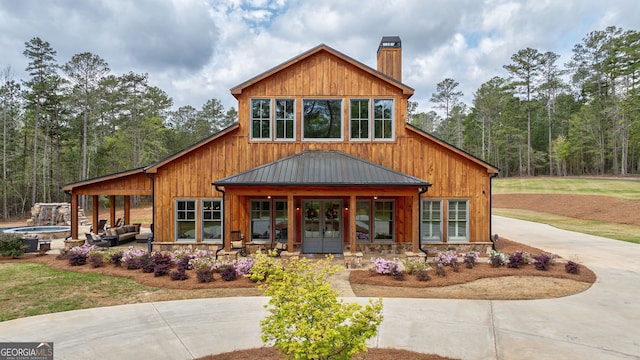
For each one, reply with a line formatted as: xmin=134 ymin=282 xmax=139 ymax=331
xmin=212 ymin=150 xmax=431 ymax=187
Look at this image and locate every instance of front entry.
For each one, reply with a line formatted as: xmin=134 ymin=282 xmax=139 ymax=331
xmin=302 ymin=200 xmax=343 ymax=254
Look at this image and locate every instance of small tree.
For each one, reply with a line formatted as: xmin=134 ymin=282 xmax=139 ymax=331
xmin=0 ymin=233 xmax=26 ymax=258
xmin=260 ymin=256 xmax=383 ymax=360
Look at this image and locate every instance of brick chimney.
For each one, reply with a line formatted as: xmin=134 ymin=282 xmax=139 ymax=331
xmin=377 ymin=36 xmax=402 ymax=81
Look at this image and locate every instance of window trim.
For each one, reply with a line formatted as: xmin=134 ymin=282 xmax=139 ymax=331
xmin=175 ymin=199 xmax=197 ymax=242
xmin=373 ymin=199 xmax=395 ymax=242
xmin=250 ymin=98 xmax=272 ymax=141
xmin=421 ymin=199 xmax=443 ymax=243
xmin=349 ymin=98 xmax=370 ymax=141
xmin=201 ymin=199 xmax=223 ymax=243
xmin=373 ymin=98 xmax=395 ymax=140
xmin=447 ymin=199 xmax=469 ymax=243
xmin=274 ymin=98 xmax=296 ymax=141
xmin=301 ymin=98 xmax=344 ymax=141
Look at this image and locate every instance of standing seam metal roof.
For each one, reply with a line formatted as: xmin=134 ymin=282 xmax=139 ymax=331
xmin=212 ymin=150 xmax=431 ymax=187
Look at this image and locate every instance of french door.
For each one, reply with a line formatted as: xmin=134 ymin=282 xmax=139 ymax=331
xmin=302 ymin=200 xmax=343 ymax=253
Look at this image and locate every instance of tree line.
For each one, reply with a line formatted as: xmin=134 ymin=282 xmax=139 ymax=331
xmin=410 ymin=26 xmax=639 ymax=178
xmin=1 ymin=37 xmax=237 ymax=219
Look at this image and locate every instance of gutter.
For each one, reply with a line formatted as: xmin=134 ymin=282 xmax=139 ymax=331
xmin=417 ymin=185 xmax=431 ymax=261
xmin=214 ymin=185 xmax=226 ymax=259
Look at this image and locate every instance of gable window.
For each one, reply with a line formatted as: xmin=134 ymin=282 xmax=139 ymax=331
xmin=202 ymin=200 xmax=222 ymax=243
xmin=302 ymin=99 xmax=343 ymax=140
xmin=421 ymin=200 xmax=442 ymax=242
xmin=251 ymin=99 xmax=271 ymax=140
xmin=350 ymin=99 xmax=370 ymax=140
xmin=448 ymin=200 xmax=468 ymax=242
xmin=176 ymin=200 xmax=196 ymax=241
xmin=275 ymin=99 xmax=295 ymax=140
xmin=374 ymin=99 xmax=393 ymax=139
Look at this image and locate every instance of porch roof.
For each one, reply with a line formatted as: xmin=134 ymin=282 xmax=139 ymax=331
xmin=212 ymin=150 xmax=431 ymax=187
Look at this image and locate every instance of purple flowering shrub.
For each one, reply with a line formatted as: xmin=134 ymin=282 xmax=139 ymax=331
xmin=507 ymin=251 xmax=527 ymax=268
xmin=462 ymin=252 xmax=479 ymax=269
xmin=434 ymin=250 xmax=458 ymax=267
xmin=488 ymin=250 xmax=507 ymax=267
xmin=370 ymin=257 xmax=402 ymax=276
xmin=565 ymin=260 xmax=580 ymax=274
xmin=67 ymin=245 xmax=94 ymax=266
xmin=532 ymin=253 xmax=553 ymax=271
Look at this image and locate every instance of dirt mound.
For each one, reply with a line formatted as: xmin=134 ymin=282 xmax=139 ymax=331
xmin=493 ymin=194 xmax=640 ymax=227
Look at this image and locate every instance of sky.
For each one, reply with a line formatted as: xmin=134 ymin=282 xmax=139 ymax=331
xmin=0 ymin=0 xmax=638 ymax=114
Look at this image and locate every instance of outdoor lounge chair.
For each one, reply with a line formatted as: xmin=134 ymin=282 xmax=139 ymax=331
xmin=90 ymin=219 xmax=108 ymax=234
xmin=230 ymin=230 xmax=247 ymax=257
xmin=272 ymin=228 xmax=288 ymax=256
xmin=85 ymin=233 xmax=110 ymax=248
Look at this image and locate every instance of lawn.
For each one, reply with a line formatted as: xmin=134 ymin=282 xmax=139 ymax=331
xmin=493 ymin=177 xmax=640 ymax=201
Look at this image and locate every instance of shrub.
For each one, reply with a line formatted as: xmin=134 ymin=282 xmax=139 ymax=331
xmin=248 ymin=250 xmax=281 ymax=283
xmin=235 ymin=257 xmax=254 ymax=277
xmin=143 ymin=252 xmax=174 ymax=273
xmin=140 ymin=253 xmax=155 ymax=273
xmin=219 ymin=265 xmax=238 ymax=281
xmin=154 ymin=264 xmax=171 ymax=277
xmin=260 ymin=256 xmax=383 ymax=360
xmin=190 ymin=256 xmax=214 ymax=272
xmin=435 ymin=263 xmax=446 ymax=277
xmin=565 ymin=261 xmax=580 ymax=274
xmin=532 ymin=253 xmax=553 ymax=271
xmin=196 ymin=269 xmax=215 ymax=283
xmin=434 ymin=250 xmax=458 ymax=267
xmin=67 ymin=245 xmax=94 ymax=266
xmin=176 ymin=256 xmax=192 ymax=271
xmin=451 ymin=259 xmax=459 ymax=272
xmin=488 ymin=250 xmax=507 ymax=267
xmin=170 ymin=269 xmax=189 ymax=280
xmin=371 ymin=257 xmax=402 ymax=276
xmin=122 ymin=247 xmax=147 ymax=270
xmin=402 ymin=257 xmax=429 ymax=274
xmin=0 ymin=233 xmax=26 ymax=258
xmin=415 ymin=269 xmax=431 ymax=281
xmin=463 ymin=252 xmax=479 ymax=269
xmin=89 ymin=253 xmax=104 ymax=268
xmin=110 ymin=252 xmax=124 ymax=267
xmin=508 ymin=251 xmax=526 ymax=268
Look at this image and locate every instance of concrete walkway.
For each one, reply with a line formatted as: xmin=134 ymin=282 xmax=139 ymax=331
xmin=0 ymin=216 xmax=638 ymax=359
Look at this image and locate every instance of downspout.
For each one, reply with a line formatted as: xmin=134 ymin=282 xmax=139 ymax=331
xmin=418 ymin=185 xmax=431 ymax=260
xmin=214 ymin=185 xmax=226 ymax=259
xmin=489 ymin=173 xmax=499 ymax=250
xmin=144 ymin=172 xmax=155 ymax=252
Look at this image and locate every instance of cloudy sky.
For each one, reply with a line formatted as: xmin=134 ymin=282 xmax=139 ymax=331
xmin=0 ymin=0 xmax=638 ymax=113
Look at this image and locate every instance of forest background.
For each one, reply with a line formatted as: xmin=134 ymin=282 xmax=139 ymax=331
xmin=0 ymin=25 xmax=638 ymax=219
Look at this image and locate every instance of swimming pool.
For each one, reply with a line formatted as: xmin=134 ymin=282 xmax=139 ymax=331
xmin=3 ymin=226 xmax=71 ymax=240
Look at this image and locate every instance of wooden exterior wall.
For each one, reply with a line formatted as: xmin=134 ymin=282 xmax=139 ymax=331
xmin=150 ymin=49 xmax=495 ymax=245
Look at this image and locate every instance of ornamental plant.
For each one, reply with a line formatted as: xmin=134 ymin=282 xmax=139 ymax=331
xmin=565 ymin=260 xmax=580 ymax=274
xmin=507 ymin=251 xmax=527 ymax=268
xmin=434 ymin=250 xmax=458 ymax=267
xmin=463 ymin=252 xmax=479 ymax=269
xmin=435 ymin=263 xmax=446 ymax=277
xmin=488 ymin=250 xmax=508 ymax=267
xmin=370 ymin=257 xmax=402 ymax=276
xmin=247 ymin=250 xmax=281 ymax=283
xmin=122 ymin=247 xmax=147 ymax=270
xmin=402 ymin=257 xmax=429 ymax=275
xmin=415 ymin=269 xmax=431 ymax=281
xmin=0 ymin=233 xmax=27 ymax=258
xmin=67 ymin=245 xmax=94 ymax=266
xmin=89 ymin=253 xmax=105 ymax=268
xmin=260 ymin=256 xmax=383 ymax=360
xmin=532 ymin=253 xmax=553 ymax=271
xmin=110 ymin=251 xmax=124 ymax=267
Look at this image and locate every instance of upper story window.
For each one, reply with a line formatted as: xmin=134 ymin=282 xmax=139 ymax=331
xmin=302 ymin=99 xmax=343 ymax=140
xmin=374 ymin=99 xmax=393 ymax=139
xmin=350 ymin=99 xmax=370 ymax=140
xmin=275 ymin=99 xmax=295 ymax=140
xmin=251 ymin=99 xmax=271 ymax=140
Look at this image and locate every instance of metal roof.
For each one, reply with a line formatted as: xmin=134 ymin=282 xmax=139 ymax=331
xmin=213 ymin=150 xmax=431 ymax=187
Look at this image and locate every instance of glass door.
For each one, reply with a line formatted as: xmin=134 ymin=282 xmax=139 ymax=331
xmin=302 ymin=200 xmax=343 ymax=253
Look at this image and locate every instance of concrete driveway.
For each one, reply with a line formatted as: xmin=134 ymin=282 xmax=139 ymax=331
xmin=0 ymin=216 xmax=638 ymax=359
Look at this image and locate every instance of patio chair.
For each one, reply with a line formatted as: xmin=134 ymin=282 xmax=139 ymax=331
xmin=230 ymin=230 xmax=247 ymax=257
xmin=272 ymin=228 xmax=288 ymax=256
xmin=90 ymin=219 xmax=108 ymax=234
xmin=85 ymin=233 xmax=110 ymax=248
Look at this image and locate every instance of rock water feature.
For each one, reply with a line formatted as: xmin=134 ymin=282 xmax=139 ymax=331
xmin=27 ymin=203 xmax=72 ymax=226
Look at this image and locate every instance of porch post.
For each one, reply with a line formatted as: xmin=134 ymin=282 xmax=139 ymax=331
xmin=349 ymin=195 xmax=357 ymax=254
xmin=109 ymin=196 xmax=116 ymax=227
xmin=224 ymin=195 xmax=231 ymax=251
xmin=71 ymin=193 xmax=79 ymax=240
xmin=92 ymin=195 xmax=99 ymax=235
xmin=287 ymin=194 xmax=295 ymax=252
xmin=412 ymin=193 xmax=420 ymax=252
xmin=124 ymin=195 xmax=131 ymax=225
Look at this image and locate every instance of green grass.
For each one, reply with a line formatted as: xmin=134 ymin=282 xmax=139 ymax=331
xmin=493 ymin=177 xmax=640 ymax=201
xmin=493 ymin=208 xmax=640 ymax=244
xmin=0 ymin=262 xmax=162 ymax=321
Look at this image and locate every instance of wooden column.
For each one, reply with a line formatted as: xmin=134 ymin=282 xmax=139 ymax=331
xmin=287 ymin=194 xmax=295 ymax=252
xmin=71 ymin=193 xmax=79 ymax=240
xmin=412 ymin=193 xmax=420 ymax=252
xmin=224 ymin=193 xmax=231 ymax=251
xmin=124 ymin=195 xmax=131 ymax=225
xmin=92 ymin=195 xmax=99 ymax=235
xmin=349 ymin=195 xmax=357 ymax=254
xmin=109 ymin=196 xmax=116 ymax=227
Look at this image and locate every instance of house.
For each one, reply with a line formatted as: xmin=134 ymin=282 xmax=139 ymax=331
xmin=62 ymin=36 xmax=499 ymax=256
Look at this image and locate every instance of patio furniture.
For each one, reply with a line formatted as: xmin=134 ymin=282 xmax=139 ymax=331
xmin=271 ymin=228 xmax=288 ymax=256
xmin=230 ymin=230 xmax=247 ymax=257
xmin=85 ymin=233 xmax=110 ymax=248
xmin=24 ymin=237 xmax=39 ymax=253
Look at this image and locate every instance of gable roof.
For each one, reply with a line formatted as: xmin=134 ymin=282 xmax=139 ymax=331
xmin=213 ymin=150 xmax=431 ymax=187
xmin=230 ymin=44 xmax=414 ymax=97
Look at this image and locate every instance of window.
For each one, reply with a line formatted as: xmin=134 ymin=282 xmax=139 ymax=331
xmin=421 ymin=200 xmax=442 ymax=242
xmin=176 ymin=200 xmax=196 ymax=241
xmin=374 ymin=99 xmax=393 ymax=139
xmin=202 ymin=200 xmax=222 ymax=243
xmin=350 ymin=99 xmax=369 ymax=140
xmin=374 ymin=200 xmax=394 ymax=241
xmin=250 ymin=200 xmax=271 ymax=242
xmin=251 ymin=99 xmax=271 ymax=139
xmin=448 ymin=200 xmax=468 ymax=242
xmin=275 ymin=99 xmax=295 ymax=140
xmin=302 ymin=99 xmax=342 ymax=140
xmin=274 ymin=200 xmax=288 ymax=242
xmin=355 ymin=200 xmax=371 ymax=242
